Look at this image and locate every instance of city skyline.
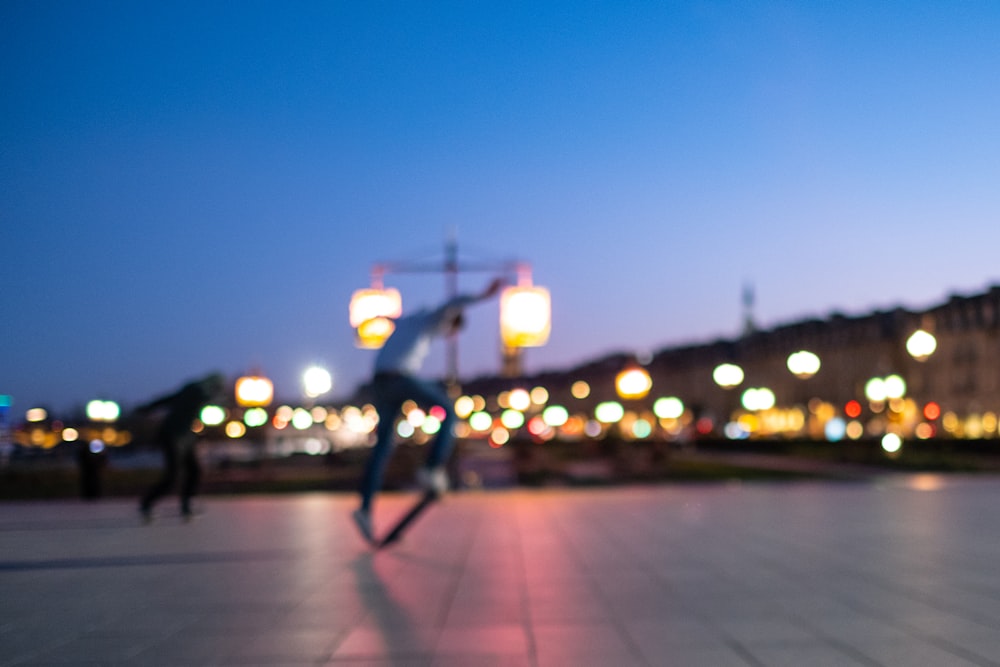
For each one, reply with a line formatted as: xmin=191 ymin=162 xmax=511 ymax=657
xmin=3 ymin=2 xmax=999 ymax=413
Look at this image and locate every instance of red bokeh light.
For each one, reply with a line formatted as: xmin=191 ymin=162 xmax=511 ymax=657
xmin=923 ymin=401 xmax=941 ymax=421
xmin=527 ymin=416 xmax=547 ymax=436
xmin=844 ymin=400 xmax=862 ymax=419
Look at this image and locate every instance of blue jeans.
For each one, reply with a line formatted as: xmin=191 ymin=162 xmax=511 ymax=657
xmin=359 ymin=373 xmax=457 ymax=511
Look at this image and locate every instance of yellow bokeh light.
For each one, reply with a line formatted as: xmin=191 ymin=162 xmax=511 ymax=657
xmin=530 ymin=386 xmax=549 ymax=405
xmin=616 ymin=367 xmax=652 ymax=400
xmin=324 ymin=412 xmax=342 ymax=431
xmin=349 ymin=287 xmax=402 ymax=327
xmin=469 ymin=411 xmax=493 ymax=432
xmin=942 ymin=412 xmax=959 ymax=433
xmin=984 ymin=412 xmax=998 ymax=434
xmin=235 ymin=375 xmax=273 ymax=407
xmin=454 ymin=396 xmax=475 ymax=419
xmin=500 ymin=285 xmax=551 ymax=348
xmin=490 ymin=427 xmax=510 ymax=447
xmin=508 ymin=388 xmax=531 ymax=411
xmin=225 ymin=421 xmax=246 ymax=438
xmin=571 ymin=381 xmax=591 ymax=399
xmin=356 ymin=316 xmax=395 ymax=349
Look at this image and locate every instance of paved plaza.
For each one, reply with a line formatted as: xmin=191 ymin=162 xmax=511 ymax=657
xmin=3 ymin=476 xmax=1000 ymax=666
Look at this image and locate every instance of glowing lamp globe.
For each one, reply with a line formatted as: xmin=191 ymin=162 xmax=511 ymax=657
xmin=864 ymin=377 xmax=887 ymax=402
xmin=303 ymin=366 xmax=333 ymax=398
xmin=615 ymin=367 xmax=652 ymax=400
xmin=713 ymin=363 xmax=744 ymax=389
xmin=786 ymin=350 xmax=821 ymax=379
xmin=741 ymin=387 xmax=776 ymax=411
xmin=884 ymin=374 xmax=907 ymax=399
xmin=594 ymin=401 xmax=625 ymax=424
xmin=235 ymin=375 xmax=274 ymax=407
xmin=349 ymin=287 xmax=402 ymax=328
xmin=86 ymin=400 xmax=120 ymax=422
xmin=653 ymin=396 xmax=684 ymax=419
xmin=500 ymin=285 xmax=551 ymax=348
xmin=906 ymin=329 xmax=937 ymax=361
xmin=356 ymin=316 xmax=395 ymax=349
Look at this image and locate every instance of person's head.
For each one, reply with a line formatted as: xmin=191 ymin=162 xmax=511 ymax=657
xmin=200 ymin=373 xmax=226 ymax=399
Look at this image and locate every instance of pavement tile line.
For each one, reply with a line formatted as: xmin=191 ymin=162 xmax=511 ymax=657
xmin=0 ymin=548 xmax=298 ymax=572
xmin=4 ymin=480 xmax=1000 ymax=666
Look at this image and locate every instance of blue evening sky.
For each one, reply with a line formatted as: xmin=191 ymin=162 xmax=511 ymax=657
xmin=2 ymin=1 xmax=999 ymax=413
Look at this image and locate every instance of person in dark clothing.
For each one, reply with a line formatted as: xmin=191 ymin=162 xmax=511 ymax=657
xmin=138 ymin=373 xmax=225 ymax=522
xmin=77 ymin=439 xmax=106 ymax=500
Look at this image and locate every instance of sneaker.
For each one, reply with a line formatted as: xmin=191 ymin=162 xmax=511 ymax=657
xmin=352 ymin=508 xmax=374 ymax=544
xmin=416 ymin=466 xmax=449 ymax=495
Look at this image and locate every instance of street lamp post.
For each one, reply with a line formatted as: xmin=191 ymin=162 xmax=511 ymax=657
xmin=350 ymin=234 xmax=550 ymax=384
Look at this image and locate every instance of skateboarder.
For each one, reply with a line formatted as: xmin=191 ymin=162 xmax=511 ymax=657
xmin=353 ymin=277 xmax=503 ymax=543
xmin=138 ymin=372 xmax=225 ymax=522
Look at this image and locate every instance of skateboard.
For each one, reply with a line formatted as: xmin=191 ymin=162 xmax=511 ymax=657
xmin=378 ymin=490 xmax=440 ymax=548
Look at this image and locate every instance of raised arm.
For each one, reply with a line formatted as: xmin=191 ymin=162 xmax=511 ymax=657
xmin=429 ymin=277 xmax=505 ymax=331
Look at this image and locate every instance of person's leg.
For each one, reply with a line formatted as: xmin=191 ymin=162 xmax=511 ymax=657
xmin=140 ymin=439 xmax=178 ymax=516
xmin=358 ymin=377 xmax=407 ymax=513
xmin=400 ymin=377 xmax=456 ymax=494
xmin=404 ymin=377 xmax=457 ymax=469
xmin=354 ymin=376 xmax=408 ymax=542
xmin=179 ymin=436 xmax=200 ymax=516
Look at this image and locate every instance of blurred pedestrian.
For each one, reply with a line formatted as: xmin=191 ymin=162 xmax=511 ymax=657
xmin=352 ymin=278 xmax=503 ymax=542
xmin=77 ymin=439 xmax=106 ymax=500
xmin=138 ymin=373 xmax=225 ymax=522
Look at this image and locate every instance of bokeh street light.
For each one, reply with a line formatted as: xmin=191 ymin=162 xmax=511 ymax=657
xmin=86 ymin=400 xmax=120 ymax=422
xmin=200 ymin=405 xmax=226 ymax=427
xmin=350 ymin=285 xmax=402 ymax=349
xmin=349 ymin=287 xmax=402 ymax=328
xmin=303 ymin=366 xmax=333 ymax=399
xmin=713 ymin=363 xmax=745 ymax=389
xmin=786 ymin=350 xmax=821 ymax=379
xmin=235 ymin=373 xmax=274 ymax=407
xmin=615 ymin=365 xmax=652 ymax=400
xmin=864 ymin=374 xmax=907 ymax=402
xmin=499 ymin=280 xmax=552 ymax=349
xmin=594 ymin=401 xmax=625 ymax=424
xmin=741 ymin=387 xmax=776 ymax=411
xmin=906 ymin=329 xmax=937 ymax=361
xmin=653 ymin=396 xmax=684 ymax=419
